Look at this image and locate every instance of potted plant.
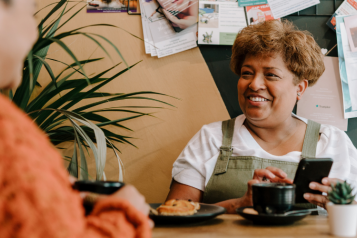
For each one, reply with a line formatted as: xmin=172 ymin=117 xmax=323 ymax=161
xmin=0 ymin=0 xmax=172 ymax=181
xmin=326 ymin=181 xmax=357 ymax=237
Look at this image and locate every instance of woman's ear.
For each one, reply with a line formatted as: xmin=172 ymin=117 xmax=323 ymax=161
xmin=297 ymin=79 xmax=308 ymax=100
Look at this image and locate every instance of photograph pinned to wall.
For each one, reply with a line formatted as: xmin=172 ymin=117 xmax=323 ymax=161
xmin=246 ymin=4 xmax=278 ymax=25
xmin=238 ymin=0 xmax=267 ymax=7
xmin=157 ymin=0 xmax=199 ymax=32
xmin=87 ymin=0 xmax=127 ymax=13
xmin=326 ymin=0 xmax=357 ymax=31
xmin=143 ymin=0 xmax=166 ymax=22
xmin=199 ymin=4 xmax=219 ymax=28
xmin=128 ymin=0 xmax=140 ymax=14
xmin=344 ymin=15 xmax=357 ymax=52
xmin=198 ymin=0 xmax=247 ymax=45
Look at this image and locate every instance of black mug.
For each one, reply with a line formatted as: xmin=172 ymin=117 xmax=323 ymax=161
xmin=252 ymin=183 xmax=296 ymax=214
xmin=73 ymin=181 xmax=125 ymax=215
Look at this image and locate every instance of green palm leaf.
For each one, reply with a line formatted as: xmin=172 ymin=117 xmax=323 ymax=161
xmin=2 ymin=0 xmax=174 ymax=181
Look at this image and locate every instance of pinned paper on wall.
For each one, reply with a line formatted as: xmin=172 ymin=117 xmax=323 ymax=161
xmin=344 ymin=15 xmax=357 ymax=52
xmin=267 ymin=0 xmax=320 ymax=19
xmin=297 ymin=57 xmax=348 ymax=131
xmin=139 ymin=0 xmax=198 ymax=58
xmin=238 ymin=0 xmax=267 ymax=7
xmin=327 ymin=0 xmax=357 ymax=32
xmin=246 ymin=4 xmax=277 ymax=25
xmin=336 ymin=16 xmax=357 ymax=119
xmin=198 ymin=0 xmax=247 ymax=45
xmin=87 ymin=0 xmax=128 ymax=13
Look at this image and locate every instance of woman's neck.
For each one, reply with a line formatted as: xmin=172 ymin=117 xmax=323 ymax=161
xmin=244 ymin=115 xmax=307 ymax=155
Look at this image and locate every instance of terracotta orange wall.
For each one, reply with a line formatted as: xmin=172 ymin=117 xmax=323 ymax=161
xmin=36 ymin=0 xmax=230 ymax=203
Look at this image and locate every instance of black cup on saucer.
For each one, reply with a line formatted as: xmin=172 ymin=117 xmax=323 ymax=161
xmin=73 ymin=181 xmax=125 ymax=215
xmin=252 ymin=183 xmax=295 ymax=215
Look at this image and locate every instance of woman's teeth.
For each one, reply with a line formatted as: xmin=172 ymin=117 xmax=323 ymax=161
xmin=249 ymin=97 xmax=267 ymax=102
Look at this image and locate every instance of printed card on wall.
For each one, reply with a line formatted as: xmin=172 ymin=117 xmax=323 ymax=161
xmin=246 ymin=4 xmax=277 ymax=25
xmin=344 ymin=15 xmax=357 ymax=52
xmin=157 ymin=0 xmax=199 ymax=32
xmin=326 ymin=0 xmax=357 ymax=31
xmin=198 ymin=0 xmax=247 ymax=45
xmin=267 ymin=0 xmax=320 ymax=19
xmin=87 ymin=0 xmax=127 ymax=13
xmin=238 ymin=0 xmax=267 ymax=7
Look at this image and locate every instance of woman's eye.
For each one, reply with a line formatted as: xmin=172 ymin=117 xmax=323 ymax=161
xmin=266 ymin=73 xmax=280 ymax=78
xmin=242 ymin=71 xmax=253 ymax=75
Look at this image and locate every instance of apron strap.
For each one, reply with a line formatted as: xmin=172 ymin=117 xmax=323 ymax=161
xmin=301 ymin=120 xmax=321 ymax=159
xmin=214 ymin=118 xmax=235 ymax=175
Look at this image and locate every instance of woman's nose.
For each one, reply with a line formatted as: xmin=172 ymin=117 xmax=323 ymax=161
xmin=248 ymin=75 xmax=266 ymax=91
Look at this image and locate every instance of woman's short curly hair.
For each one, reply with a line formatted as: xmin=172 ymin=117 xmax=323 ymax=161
xmin=1 ymin=0 xmax=11 ymax=5
xmin=230 ymin=20 xmax=325 ymax=86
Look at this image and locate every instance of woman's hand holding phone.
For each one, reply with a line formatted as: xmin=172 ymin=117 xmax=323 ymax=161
xmin=303 ymin=177 xmax=343 ymax=209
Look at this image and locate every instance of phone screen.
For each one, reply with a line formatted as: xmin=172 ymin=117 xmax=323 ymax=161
xmin=293 ymin=158 xmax=333 ymax=203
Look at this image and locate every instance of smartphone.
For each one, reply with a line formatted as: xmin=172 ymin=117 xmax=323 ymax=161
xmin=293 ymin=158 xmax=333 ymax=203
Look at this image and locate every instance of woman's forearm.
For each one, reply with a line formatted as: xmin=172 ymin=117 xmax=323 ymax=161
xmin=215 ymin=197 xmax=252 ymax=214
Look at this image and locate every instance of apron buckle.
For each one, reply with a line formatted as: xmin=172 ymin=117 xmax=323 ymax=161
xmin=220 ymin=146 xmax=233 ymax=152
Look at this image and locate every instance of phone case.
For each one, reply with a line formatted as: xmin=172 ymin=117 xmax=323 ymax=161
xmin=293 ymin=158 xmax=333 ymax=204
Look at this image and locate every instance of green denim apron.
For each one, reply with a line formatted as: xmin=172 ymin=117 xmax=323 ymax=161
xmin=202 ymin=117 xmax=320 ymax=209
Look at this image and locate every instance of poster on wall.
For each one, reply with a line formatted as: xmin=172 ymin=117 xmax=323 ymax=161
xmin=139 ymin=0 xmax=198 ymax=58
xmin=238 ymin=0 xmax=267 ymax=7
xmin=198 ymin=0 xmax=247 ymax=45
xmin=326 ymin=0 xmax=357 ymax=31
xmin=157 ymin=0 xmax=199 ymax=32
xmin=87 ymin=0 xmax=128 ymax=13
xmin=246 ymin=4 xmax=277 ymax=25
xmin=297 ymin=57 xmax=348 ymax=131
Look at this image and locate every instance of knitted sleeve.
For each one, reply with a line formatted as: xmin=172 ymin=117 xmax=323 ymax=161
xmin=0 ymin=95 xmax=151 ymax=238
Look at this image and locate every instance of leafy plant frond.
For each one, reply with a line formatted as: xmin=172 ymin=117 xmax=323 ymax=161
xmin=4 ymin=0 xmax=174 ymax=181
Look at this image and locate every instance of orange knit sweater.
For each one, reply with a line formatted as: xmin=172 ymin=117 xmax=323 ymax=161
xmin=0 ymin=94 xmax=151 ymax=238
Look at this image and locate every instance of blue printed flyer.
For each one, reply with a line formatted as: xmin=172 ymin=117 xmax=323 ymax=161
xmin=238 ymin=0 xmax=267 ymax=7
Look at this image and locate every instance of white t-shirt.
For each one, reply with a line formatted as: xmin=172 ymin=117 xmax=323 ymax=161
xmin=172 ymin=114 xmax=357 ymax=194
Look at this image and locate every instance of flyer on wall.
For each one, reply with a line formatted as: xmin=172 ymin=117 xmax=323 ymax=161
xmin=238 ymin=0 xmax=267 ymax=7
xmin=246 ymin=4 xmax=277 ymax=25
xmin=344 ymin=15 xmax=357 ymax=52
xmin=267 ymin=0 xmax=320 ymax=19
xmin=157 ymin=0 xmax=199 ymax=32
xmin=139 ymin=0 xmax=198 ymax=58
xmin=335 ymin=16 xmax=357 ymax=119
xmin=198 ymin=0 xmax=247 ymax=45
xmin=326 ymin=0 xmax=357 ymax=31
xmin=87 ymin=0 xmax=128 ymax=13
xmin=296 ymin=57 xmax=348 ymax=131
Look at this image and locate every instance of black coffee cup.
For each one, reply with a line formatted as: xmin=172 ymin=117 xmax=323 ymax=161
xmin=252 ymin=183 xmax=296 ymax=214
xmin=73 ymin=181 xmax=125 ymax=195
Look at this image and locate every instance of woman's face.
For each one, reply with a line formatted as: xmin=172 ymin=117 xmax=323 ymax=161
xmin=237 ymin=54 xmax=307 ymax=127
xmin=0 ymin=0 xmax=38 ymax=90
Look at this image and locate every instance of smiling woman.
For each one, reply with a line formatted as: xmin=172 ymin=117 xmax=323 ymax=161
xmin=166 ymin=19 xmax=357 ymax=214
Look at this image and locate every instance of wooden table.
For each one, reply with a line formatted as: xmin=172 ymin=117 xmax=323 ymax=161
xmin=153 ymin=214 xmax=338 ymax=238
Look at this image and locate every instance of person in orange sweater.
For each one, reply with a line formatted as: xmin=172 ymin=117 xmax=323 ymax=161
xmin=0 ymin=0 xmax=152 ymax=237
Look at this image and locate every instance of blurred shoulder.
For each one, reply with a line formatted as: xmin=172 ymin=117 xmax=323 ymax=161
xmin=0 ymin=94 xmax=54 ymax=154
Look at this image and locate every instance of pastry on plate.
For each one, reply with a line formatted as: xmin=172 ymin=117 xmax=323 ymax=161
xmin=156 ymin=199 xmax=201 ymax=216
